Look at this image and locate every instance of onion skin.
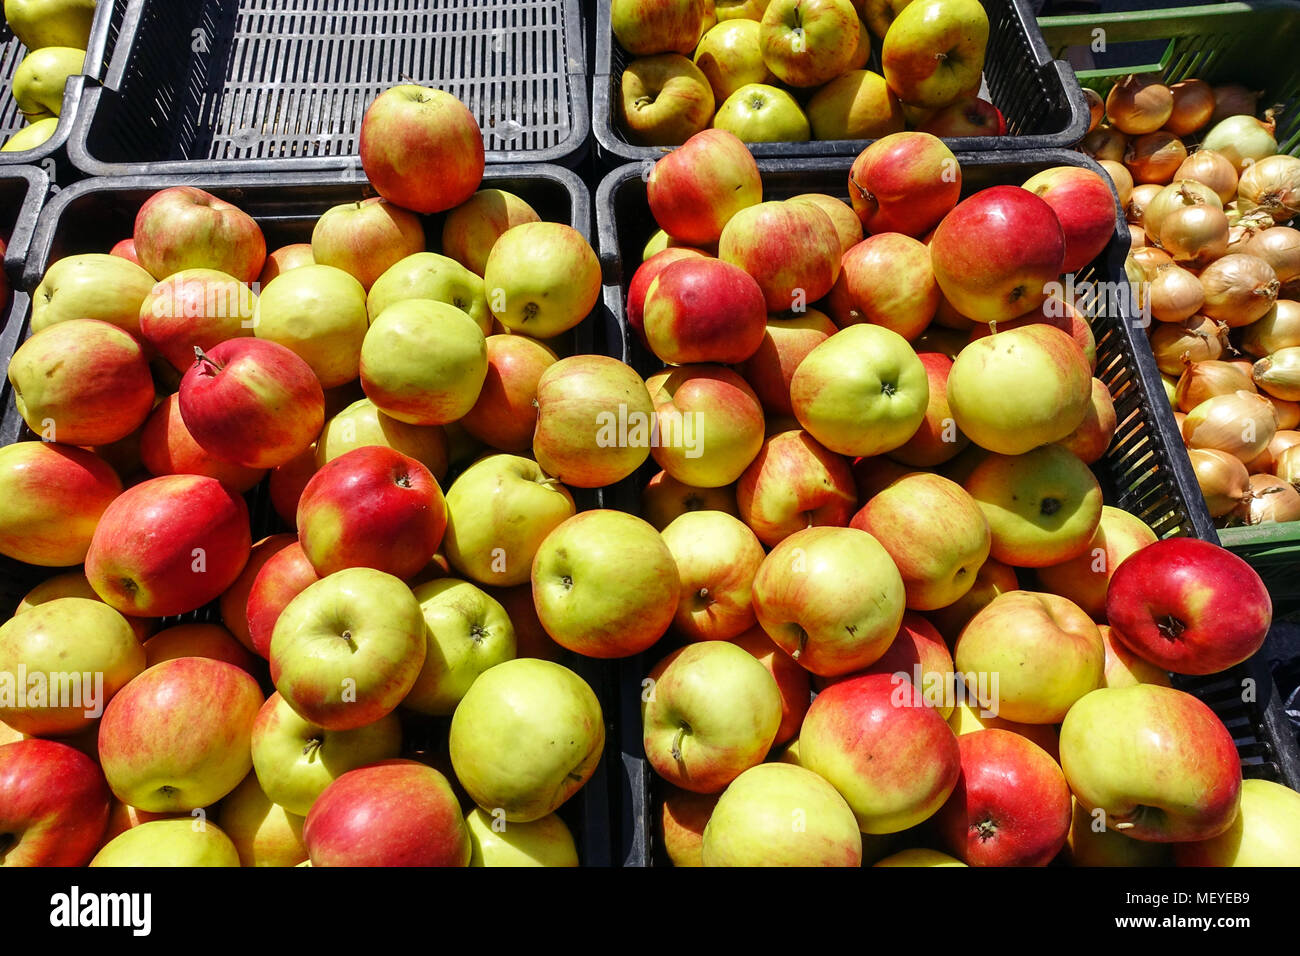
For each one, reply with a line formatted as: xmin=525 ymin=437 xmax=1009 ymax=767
xmin=1175 ymin=359 xmax=1256 ymax=412
xmin=1174 ymin=150 xmax=1238 ymax=205
xmin=1189 ymin=447 xmax=1251 ymax=516
xmin=1143 ymin=180 xmax=1222 ymax=240
xmin=1241 ymin=299 xmax=1300 ymax=357
xmin=1268 ymin=399 xmax=1300 ymax=430
xmin=1124 ymin=132 xmax=1187 ymax=185
xmin=1150 ymin=315 xmax=1226 ymax=375
xmin=1158 ymin=204 xmax=1228 ymax=267
xmin=1148 ymin=263 xmax=1205 ymax=322
xmin=1127 ymin=183 xmax=1163 ymax=225
xmin=1182 ymin=389 xmax=1278 ymax=461
xmin=1245 ymin=227 xmax=1300 ymax=283
xmin=1081 ymin=126 xmax=1127 ymax=162
xmin=1131 ymin=245 xmax=1172 ymax=279
xmin=1106 ymin=75 xmax=1174 ymax=135
xmin=1085 ymin=88 xmax=1104 ymax=132
xmin=1128 ymin=224 xmax=1146 ymax=249
xmin=1275 ymin=442 xmax=1300 ymax=482
xmin=1098 ymin=159 xmax=1133 ymax=205
xmin=1202 ymin=115 xmax=1279 ymax=172
xmin=1199 ymin=253 xmax=1281 ymax=327
xmin=1166 ymin=80 xmax=1216 ymax=137
xmin=1236 ymin=472 xmax=1300 ymax=525
xmin=1210 ymin=84 xmax=1261 ymax=126
xmin=1253 ymin=346 xmax=1300 ymax=401
xmin=1237 ymin=155 xmax=1300 ymax=223
xmin=1226 ymin=212 xmax=1274 ymax=255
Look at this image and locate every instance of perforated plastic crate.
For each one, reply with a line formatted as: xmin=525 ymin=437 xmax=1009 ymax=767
xmin=66 ymin=0 xmax=590 ymax=176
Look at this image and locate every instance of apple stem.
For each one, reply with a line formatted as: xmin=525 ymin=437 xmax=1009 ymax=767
xmin=193 ymin=345 xmax=224 ymax=374
xmin=1113 ymin=821 xmax=1135 ymax=830
xmin=792 ymin=627 xmax=808 ymax=661
xmin=340 ymin=629 xmax=358 ymax=651
xmin=671 ymin=726 xmax=688 ymax=765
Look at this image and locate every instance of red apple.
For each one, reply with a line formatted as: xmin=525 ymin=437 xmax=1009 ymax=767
xmin=110 ymin=238 xmax=140 ymax=265
xmin=627 ymin=247 xmax=709 ymax=347
xmin=660 ymin=785 xmax=719 ymax=867
xmin=647 ymin=128 xmax=762 ymax=244
xmin=887 ymin=352 xmax=969 ymax=467
xmin=859 ymin=612 xmax=956 ymax=719
xmin=731 ymin=626 xmax=812 ymax=746
xmin=738 ymin=308 xmax=837 ymax=416
xmin=848 ymin=132 xmax=961 ymax=237
xmin=139 ymin=269 xmax=257 ymax=371
xmin=269 ymin=443 xmax=318 ymax=528
xmin=719 ymin=200 xmax=842 ymax=312
xmin=851 ymin=454 xmax=913 ymax=500
xmin=1022 ymin=166 xmax=1117 ymax=273
xmin=736 ymin=428 xmax=857 ymax=546
xmin=0 ymin=739 xmax=110 ymax=866
xmin=247 ymin=541 xmax=321 ymax=659
xmin=642 ymin=257 xmax=768 ymax=365
xmin=488 ymin=583 xmax=564 ymax=662
xmin=133 ymin=186 xmax=266 ymax=283
xmin=0 ymin=442 xmax=122 ymax=567
xmin=1058 ymin=377 xmax=1116 ymax=464
xmin=143 ymin=623 xmax=258 ymax=674
xmin=826 ymin=233 xmax=939 ymax=338
xmin=1099 ymin=624 xmax=1173 ymax=689
xmin=311 ymin=197 xmax=425 ymax=291
xmin=219 ymin=532 xmax=296 ymax=654
xmin=918 ymin=95 xmax=1006 ymax=138
xmin=139 ymin=393 xmax=266 ymax=492
xmin=258 ymin=243 xmax=314 ymax=286
xmin=458 ymin=334 xmax=556 ymax=453
xmin=1036 ymin=505 xmax=1157 ymax=620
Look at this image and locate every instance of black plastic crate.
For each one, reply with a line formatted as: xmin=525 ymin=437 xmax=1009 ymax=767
xmin=0 ymin=0 xmax=124 ymax=174
xmin=591 ymin=0 xmax=1089 ymax=167
xmin=0 ymin=165 xmax=620 ymax=866
xmin=66 ymin=0 xmax=591 ymax=177
xmin=595 ymin=151 xmax=1300 ymax=866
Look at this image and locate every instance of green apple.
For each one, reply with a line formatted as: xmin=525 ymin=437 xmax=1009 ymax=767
xmin=483 ymin=222 xmax=601 ymax=339
xmin=442 ymin=190 xmax=541 ymax=278
xmin=611 ymin=0 xmax=711 ymax=55
xmin=90 ymin=819 xmax=241 ymax=867
xmin=5 ymin=0 xmax=96 ymax=49
xmin=448 ymin=658 xmax=604 ymax=822
xmin=360 ymin=299 xmax=487 ymax=426
xmin=270 ymin=568 xmax=427 ymax=731
xmin=1064 ymin=797 xmax=1172 ymax=866
xmin=643 ymin=641 xmax=782 ymax=793
xmin=702 ymin=763 xmax=863 ymax=865
xmin=2 ymin=116 xmax=59 ymax=151
xmin=253 ymin=264 xmax=369 ymax=387
xmin=694 ymin=19 xmax=773 ymax=102
xmin=807 ymin=69 xmax=905 ymax=141
xmin=404 ymin=579 xmax=515 ymax=715
xmin=465 ymin=807 xmax=579 ymax=867
xmin=250 ymin=691 xmax=402 ymax=816
xmin=874 ymin=848 xmax=966 ymax=866
xmin=442 ymin=453 xmax=575 ymax=588
xmin=881 ymin=0 xmax=988 ymax=109
xmin=367 ymin=251 xmax=491 ymax=334
xmin=760 ymin=0 xmax=860 ymax=88
xmin=1098 ymin=625 xmax=1172 ymax=689
xmin=859 ymin=0 xmax=915 ymax=36
xmin=716 ymin=0 xmax=771 ymax=19
xmin=620 ymin=53 xmax=716 ymax=147
xmin=12 ymin=47 xmax=83 ymax=118
xmin=1174 ymin=778 xmax=1300 ymax=866
xmin=16 ymin=570 xmax=153 ymax=644
xmin=310 ymin=197 xmax=425 ymax=292
xmin=316 ymin=397 xmax=448 ymax=479
xmin=661 ymin=510 xmax=765 ymax=641
xmin=215 ymin=772 xmax=308 ymax=867
xmin=713 ymin=83 xmax=810 ymax=142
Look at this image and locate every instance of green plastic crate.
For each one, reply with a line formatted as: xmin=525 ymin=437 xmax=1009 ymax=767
xmin=1041 ymin=1 xmax=1300 ymax=607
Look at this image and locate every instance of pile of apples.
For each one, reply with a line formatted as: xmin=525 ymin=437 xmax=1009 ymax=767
xmin=1092 ymin=75 xmax=1300 ymax=528
xmin=618 ymin=128 xmax=1300 ymax=866
xmin=0 ymin=83 xmax=627 ymax=867
xmin=612 ymin=0 xmax=1001 ymax=147
xmin=0 ymin=0 xmax=95 ymax=153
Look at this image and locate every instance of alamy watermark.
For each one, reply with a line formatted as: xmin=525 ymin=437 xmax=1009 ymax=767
xmin=595 ymin=404 xmax=703 ymax=459
xmin=0 ymin=666 xmax=104 ymax=719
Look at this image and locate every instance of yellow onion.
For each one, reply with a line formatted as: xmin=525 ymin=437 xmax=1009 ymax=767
xmin=1175 ymin=410 xmax=1187 ymax=435
xmin=1245 ymin=442 xmax=1274 ymax=473
xmin=1275 ymin=442 xmax=1300 ymax=482
xmin=1236 ymin=472 xmax=1300 ymax=524
xmin=1173 ymin=150 xmax=1238 ymax=205
xmin=1125 ymin=132 xmax=1187 ymax=185
xmin=1188 ymin=447 xmax=1251 ymax=516
xmin=1253 ymin=346 xmax=1300 ymax=400
xmin=1158 ymin=204 xmax=1229 ymax=266
xmin=1131 ymin=245 xmax=1173 ymax=279
xmin=1106 ymin=75 xmax=1174 ymax=135
xmin=1182 ymin=389 xmax=1278 ymax=460
xmin=1098 ymin=159 xmax=1133 ymax=205
xmin=1175 ymin=358 xmax=1256 ymax=411
xmin=1150 ymin=315 xmax=1226 ymax=374
xmin=1202 ymin=115 xmax=1279 ymax=172
xmin=1226 ymin=211 xmax=1275 ymax=254
xmin=1148 ymin=262 xmax=1204 ymax=322
xmin=1128 ymin=224 xmax=1146 ymax=249
xmin=1199 ymin=254 xmax=1280 ymax=326
xmin=1246 ymin=227 xmax=1300 ymax=282
xmin=1165 ymin=79 xmax=1216 ymax=136
xmin=1085 ymin=88 xmax=1104 ymax=132
xmin=1210 ymin=84 xmax=1261 ymax=126
xmin=1269 ymin=398 xmax=1300 ymax=430
xmin=1237 ymin=154 xmax=1300 ymax=223
xmin=1241 ymin=299 xmax=1300 ymax=356
xmin=1126 ymin=183 xmax=1163 ymax=225
xmin=1226 ymin=358 xmax=1256 ymax=378
xmin=1143 ymin=180 xmax=1222 ymax=239
xmin=1081 ymin=126 xmax=1127 ymax=162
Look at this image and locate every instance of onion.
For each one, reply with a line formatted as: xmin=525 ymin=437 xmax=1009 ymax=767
xmin=1173 ymin=150 xmax=1238 ymax=204
xmin=1106 ymin=75 xmax=1174 ymax=135
xmin=1246 ymin=227 xmax=1300 ymax=282
xmin=1182 ymin=389 xmax=1278 ymax=460
xmin=1275 ymin=441 xmax=1300 ymax=482
xmin=1226 ymin=211 xmax=1275 ymax=254
xmin=1188 ymin=447 xmax=1251 ymax=516
xmin=1199 ymin=254 xmax=1280 ymax=326
xmin=1150 ymin=315 xmax=1226 ymax=374
xmin=1210 ymin=84 xmax=1261 ymax=126
xmin=1236 ymin=472 xmax=1300 ymax=524
xmin=1175 ymin=410 xmax=1187 ymax=434
xmin=1148 ymin=262 xmax=1205 ymax=322
xmin=1241 ymin=300 xmax=1300 ymax=356
xmin=1269 ymin=398 xmax=1300 ymax=430
xmin=1128 ymin=224 xmax=1146 ymax=249
xmin=1158 ymin=204 xmax=1229 ymax=266
xmin=1085 ymin=88 xmax=1105 ymax=132
xmin=1131 ymin=245 xmax=1173 ymax=279
xmin=1176 ymin=359 xmax=1256 ymax=411
xmin=1202 ymin=115 xmax=1279 ymax=172
xmin=1237 ymin=155 xmax=1300 ymax=224
xmin=1226 ymin=358 xmax=1256 ymax=377
xmin=1253 ymin=346 xmax=1300 ymax=400
xmin=1097 ymin=159 xmax=1134 ymax=205
xmin=1127 ymin=183 xmax=1163 ymax=225
xmin=1165 ymin=79 xmax=1216 ymax=136
xmin=1143 ymin=180 xmax=1222 ymax=239
xmin=1124 ymin=132 xmax=1188 ymax=185
xmin=1081 ymin=126 xmax=1127 ymax=163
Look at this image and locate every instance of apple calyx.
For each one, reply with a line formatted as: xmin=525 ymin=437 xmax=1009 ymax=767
xmin=1156 ymin=614 xmax=1187 ymax=642
xmin=972 ymin=818 xmax=999 ymax=842
xmin=470 ymin=623 xmax=488 ymax=644
xmin=1040 ymin=497 xmax=1061 ymax=517
xmin=302 ymin=736 xmax=324 ymax=761
xmin=193 ymin=345 xmax=225 ymax=375
xmin=693 ymin=587 xmax=712 ymax=610
xmin=560 ymin=574 xmax=574 ymax=591
xmin=671 ymin=724 xmax=690 ymax=765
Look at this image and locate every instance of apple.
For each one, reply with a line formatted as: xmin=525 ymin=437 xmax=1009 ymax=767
xmin=133 ymin=186 xmax=265 ymax=283
xmin=918 ymin=94 xmax=1007 ymax=137
xmin=139 ymin=393 xmax=264 ymax=492
xmin=139 ymin=268 xmax=257 ymax=371
xmin=367 ymin=251 xmax=491 ymax=334
xmin=965 ymin=292 xmax=1097 ymax=369
xmin=99 ymin=657 xmax=262 ymax=812
xmin=643 ymin=640 xmax=782 ymax=792
xmin=459 ymin=335 xmax=556 ymax=452
xmin=143 ymin=623 xmax=256 ymax=673
xmin=947 ymin=696 xmax=1060 ymax=756
xmin=642 ymin=228 xmax=708 ymax=260
xmin=303 ymin=760 xmax=470 ymax=866
xmin=404 ymin=578 xmax=516 ymax=715
xmin=449 ymin=658 xmax=604 ymax=821
xmin=790 ymin=195 xmax=864 ymax=257
xmin=296 ymin=446 xmax=446 ymax=579
xmin=935 ymin=729 xmax=1072 ymax=866
xmin=532 ymin=355 xmax=656 ymax=488
xmin=621 ymin=54 xmax=716 ymax=146
xmin=719 ymin=200 xmax=840 ymax=312
xmin=532 ymin=510 xmax=680 ymax=658
xmin=359 ymin=85 xmax=484 ymax=215
xmin=17 ymin=570 xmax=152 ymax=645
xmin=1065 ymin=797 xmax=1173 ymax=866
xmin=790 ymin=324 xmax=930 ymax=457
xmin=1174 ymin=778 xmax=1300 ymax=866
xmin=0 ymin=738 xmax=108 ymax=866
xmin=1098 ymin=625 xmax=1171 ymax=689
xmin=660 ymin=786 xmax=719 ymax=866
xmin=712 ymin=82 xmax=810 ymax=142
xmin=1022 ymin=166 xmax=1116 ymax=274
xmin=246 ymin=541 xmax=319 ymax=659
xmin=611 ymin=0 xmax=711 ymax=55
xmin=848 ymin=132 xmax=960 ymax=237
xmin=752 ymin=526 xmax=906 ymax=676
xmin=759 ymin=0 xmax=859 ymax=88
xmin=0 ymin=442 xmax=121 ymax=567
xmin=5 ymin=0 xmax=96 ymax=50
xmin=807 ymin=69 xmax=905 ymax=141
xmin=929 ymin=557 xmax=1018 ymax=643
xmin=642 ymin=469 xmax=739 ymax=530
xmin=930 ymin=186 xmax=1067 ymax=323
xmin=627 ymin=248 xmax=710 ymax=347
xmin=1056 ymin=377 xmax=1116 ymax=465
xmin=311 ymin=198 xmax=425 ymax=291
xmin=886 ymin=352 xmax=968 ymax=467
xmin=216 ymin=772 xmax=308 ymax=867
xmin=693 ymin=19 xmax=773 ymax=102
xmin=874 ymin=848 xmax=965 ymax=866
xmin=270 ymin=567 xmax=426 ymax=731
xmin=483 ymin=222 xmax=601 ymax=339
xmin=178 ymin=337 xmax=324 ymax=469
xmin=800 ymin=672 xmax=961 ymax=832
xmin=8 ymin=318 xmax=154 ymax=446
xmin=250 ymin=692 xmax=401 ymax=816
xmin=826 ymin=233 xmax=939 ymax=339
xmin=218 ymin=533 xmax=295 ymax=653
xmin=1105 ymin=537 xmax=1272 ymax=676
xmin=1 ymin=116 xmax=59 ymax=151
xmin=738 ymin=309 xmax=836 ymax=416
xmin=1059 ymin=684 xmax=1242 ymax=842
xmin=442 ymin=189 xmax=540 ymax=277
xmin=662 ymin=511 xmax=765 ymax=641
xmin=702 ymin=762 xmax=863 ymax=865
xmin=258 ymin=243 xmax=314 ymax=286
xmin=316 ymin=399 xmax=447 ymax=483
xmin=648 ymin=129 xmax=762 ymax=246
xmin=12 ymin=46 xmax=83 ymax=118
xmin=86 ymin=475 xmax=251 ymax=618
xmin=881 ymin=0 xmax=988 ymax=108
xmin=90 ymin=818 xmax=241 ymax=867
xmin=250 ymin=264 xmax=368 ymax=387
xmin=857 ymin=612 xmax=955 ymax=719
xmin=465 ymin=807 xmax=579 ymax=867
xmin=647 ymin=365 xmax=765 ymax=487
xmin=31 ymin=253 xmax=156 ymax=338
xmin=736 ymin=428 xmax=856 ymax=546
xmin=731 ymin=625 xmax=812 ymax=743
xmin=1035 ymin=506 xmax=1157 ymax=620
xmin=642 ymin=257 xmax=768 ymax=365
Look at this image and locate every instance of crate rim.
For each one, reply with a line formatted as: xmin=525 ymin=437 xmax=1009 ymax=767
xmin=0 ymin=164 xmax=49 ymax=281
